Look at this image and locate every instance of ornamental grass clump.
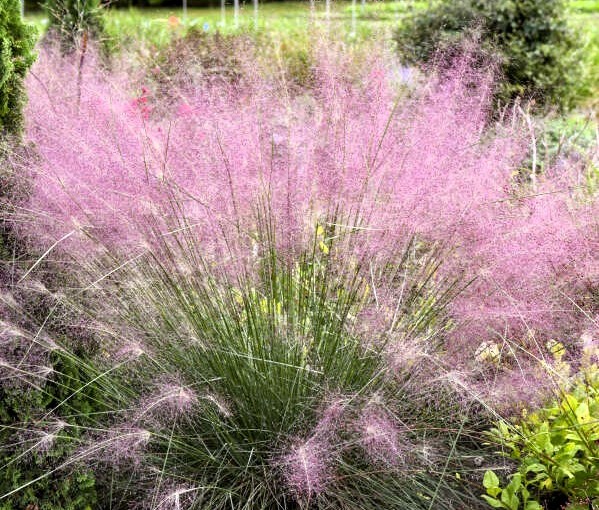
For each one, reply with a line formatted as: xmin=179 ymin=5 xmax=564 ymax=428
xmin=17 ymin=41 xmax=598 ymax=391
xmin=3 ymin=33 xmax=599 ymax=510
xmin=1 ymin=213 xmax=490 ymax=509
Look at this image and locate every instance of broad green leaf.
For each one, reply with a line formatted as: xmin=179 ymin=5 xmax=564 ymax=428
xmin=481 ymin=495 xmax=505 ymax=508
xmin=483 ymin=470 xmax=500 ymax=489
xmin=525 ymin=501 xmax=543 ymax=510
xmin=525 ymin=463 xmax=547 ymax=473
xmin=575 ymin=402 xmax=591 ymax=424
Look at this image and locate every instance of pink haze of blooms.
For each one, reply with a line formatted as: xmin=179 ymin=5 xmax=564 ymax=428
xmin=19 ymin=45 xmax=599 ymax=356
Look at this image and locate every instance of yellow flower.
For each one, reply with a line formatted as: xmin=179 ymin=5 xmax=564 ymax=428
xmin=474 ymin=341 xmax=501 ymax=365
xmin=546 ymin=339 xmax=566 ymax=361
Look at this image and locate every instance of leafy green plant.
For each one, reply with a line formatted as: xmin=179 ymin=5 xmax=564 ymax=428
xmin=482 ymin=471 xmax=542 ymax=510
xmin=483 ymin=366 xmax=599 ymax=509
xmin=0 ymin=0 xmax=36 ymax=135
xmin=394 ymin=0 xmax=583 ymax=109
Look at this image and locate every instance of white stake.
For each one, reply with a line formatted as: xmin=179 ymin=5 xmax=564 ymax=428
xmin=20 ymin=0 xmax=25 ymax=18
xmin=220 ymin=0 xmax=226 ymax=27
xmin=234 ymin=0 xmax=240 ymax=27
xmin=182 ymin=0 xmax=187 ymax=21
xmin=325 ymin=0 xmax=331 ymax=20
xmin=253 ymin=0 xmax=258 ymax=29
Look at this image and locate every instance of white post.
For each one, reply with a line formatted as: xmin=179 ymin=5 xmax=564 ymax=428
xmin=361 ymin=0 xmax=366 ymax=11
xmin=20 ymin=0 xmax=25 ymax=18
xmin=325 ymin=0 xmax=330 ymax=21
xmin=182 ymin=0 xmax=187 ymax=21
xmin=253 ymin=0 xmax=258 ymax=29
xmin=234 ymin=0 xmax=240 ymax=27
xmin=220 ymin=0 xmax=226 ymax=27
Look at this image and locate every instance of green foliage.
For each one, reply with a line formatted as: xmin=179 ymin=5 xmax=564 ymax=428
xmin=394 ymin=0 xmax=583 ymax=109
xmin=44 ymin=0 xmax=105 ymax=50
xmin=0 ymin=352 xmax=99 ymax=509
xmin=29 ymin=217 xmax=488 ymax=509
xmin=483 ymin=367 xmax=599 ymax=509
xmin=0 ymin=0 xmax=36 ymax=135
xmin=482 ymin=471 xmax=543 ymax=510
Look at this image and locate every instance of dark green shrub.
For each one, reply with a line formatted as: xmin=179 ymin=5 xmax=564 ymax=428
xmin=0 ymin=352 xmax=99 ymax=510
xmin=0 ymin=0 xmax=36 ymax=135
xmin=394 ymin=0 xmax=583 ymax=110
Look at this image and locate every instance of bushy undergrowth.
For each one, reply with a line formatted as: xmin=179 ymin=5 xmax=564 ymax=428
xmin=394 ymin=0 xmax=584 ymax=109
xmin=484 ymin=343 xmax=599 ymax=510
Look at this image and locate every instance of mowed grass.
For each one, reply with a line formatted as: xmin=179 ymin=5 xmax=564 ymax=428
xmin=24 ymin=1 xmax=599 ymax=45
xmin=25 ymin=2 xmax=393 ymax=46
xmin=23 ymin=1 xmax=599 ymax=103
xmin=570 ymin=0 xmax=599 ymax=13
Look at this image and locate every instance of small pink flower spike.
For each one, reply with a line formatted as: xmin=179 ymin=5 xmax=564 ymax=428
xmin=281 ymin=437 xmax=330 ymax=499
xmin=356 ymin=409 xmax=403 ymax=467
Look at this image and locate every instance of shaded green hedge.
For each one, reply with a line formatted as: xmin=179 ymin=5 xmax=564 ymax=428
xmin=0 ymin=0 xmax=36 ymax=135
xmin=394 ymin=0 xmax=583 ymax=110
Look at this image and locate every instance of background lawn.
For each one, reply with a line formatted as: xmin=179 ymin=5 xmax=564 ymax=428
xmin=23 ymin=1 xmax=599 ymax=95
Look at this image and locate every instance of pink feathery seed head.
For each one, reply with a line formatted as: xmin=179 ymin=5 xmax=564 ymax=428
xmin=481 ymin=369 xmax=551 ymax=416
xmin=201 ymin=392 xmax=232 ymax=418
xmin=177 ymin=101 xmax=193 ymax=116
xmin=84 ymin=426 xmax=152 ymax=467
xmin=581 ymin=326 xmax=599 ymax=357
xmin=385 ymin=338 xmax=428 ymax=376
xmin=312 ymin=396 xmax=349 ymax=437
xmin=138 ymin=382 xmax=198 ymax=422
xmin=279 ymin=436 xmax=332 ymax=500
xmin=355 ymin=408 xmax=404 ymax=467
xmin=34 ymin=419 xmax=68 ymax=454
xmin=114 ymin=340 xmax=148 ymax=362
xmin=432 ymin=369 xmax=483 ymax=408
xmin=110 ymin=427 xmax=152 ymax=465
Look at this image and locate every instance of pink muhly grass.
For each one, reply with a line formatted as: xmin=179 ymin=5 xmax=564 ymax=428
xmin=153 ymin=485 xmax=198 ymax=510
xmin=72 ymin=426 xmax=152 ymax=469
xmin=101 ymin=426 xmax=152 ymax=467
xmin=137 ymin=383 xmax=198 ymax=422
xmin=355 ymin=408 xmax=404 ymax=467
xmin=16 ymin=41 xmax=599 ymax=381
xmin=113 ymin=340 xmax=147 ymax=362
xmin=279 ymin=436 xmax=332 ymax=500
